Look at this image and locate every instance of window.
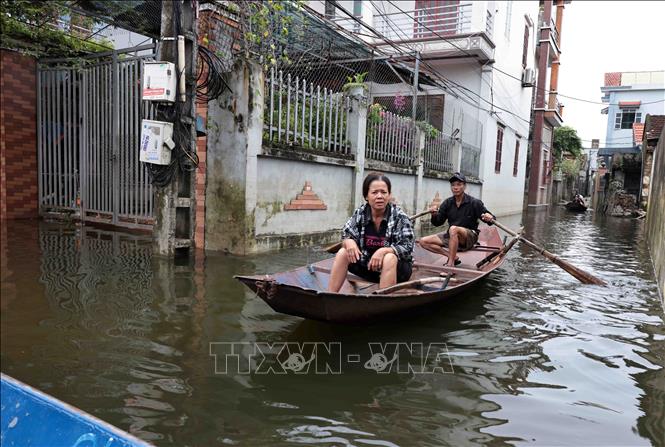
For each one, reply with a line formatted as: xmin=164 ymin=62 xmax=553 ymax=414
xmin=614 ymin=108 xmax=642 ymax=129
xmin=522 ymin=24 xmax=529 ymax=68
xmin=353 ymin=0 xmax=362 ymax=16
xmin=505 ymin=1 xmax=513 ymax=39
xmin=513 ymin=138 xmax=520 ymax=176
xmin=324 ymin=0 xmax=335 ymax=18
xmin=495 ymin=124 xmax=505 ymax=173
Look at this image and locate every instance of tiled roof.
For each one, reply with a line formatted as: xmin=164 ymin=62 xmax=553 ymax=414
xmin=645 ymin=115 xmax=665 ymax=141
xmin=604 ymin=72 xmax=621 ymax=87
xmin=633 ymin=123 xmax=644 ymax=145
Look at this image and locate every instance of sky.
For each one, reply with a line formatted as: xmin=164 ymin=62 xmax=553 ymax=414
xmin=557 ymin=1 xmax=665 ymax=148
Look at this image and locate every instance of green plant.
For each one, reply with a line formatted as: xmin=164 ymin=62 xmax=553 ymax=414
xmin=0 ymin=0 xmax=114 ymax=57
xmin=553 ymin=126 xmax=583 ymax=160
xmin=559 ymin=158 xmax=581 ymax=178
xmin=241 ymin=0 xmax=307 ymax=71
xmin=342 ymin=72 xmax=368 ymax=92
xmin=416 ymin=121 xmax=441 ymax=139
xmin=368 ymin=103 xmax=385 ymax=126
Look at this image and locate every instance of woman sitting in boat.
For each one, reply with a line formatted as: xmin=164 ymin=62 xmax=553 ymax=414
xmin=327 ymin=172 xmax=415 ymax=292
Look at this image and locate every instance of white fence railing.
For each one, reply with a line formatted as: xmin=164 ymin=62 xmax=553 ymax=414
xmin=264 ymin=68 xmax=350 ymax=154
xmin=374 ymin=3 xmax=473 ymax=41
xmin=366 ymin=110 xmax=416 ymax=166
xmin=424 ymin=133 xmax=453 ymax=172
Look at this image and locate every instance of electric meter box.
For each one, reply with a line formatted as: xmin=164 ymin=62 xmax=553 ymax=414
xmin=140 ymin=119 xmax=174 ymax=165
xmin=142 ymin=61 xmax=176 ymax=102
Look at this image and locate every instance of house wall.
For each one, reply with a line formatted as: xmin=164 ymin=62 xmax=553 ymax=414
xmin=449 ymin=0 xmax=537 ymax=216
xmin=0 ymin=50 xmax=38 ymax=220
xmin=645 ymin=128 xmax=665 ymax=300
xmin=604 ymin=89 xmax=665 ymax=147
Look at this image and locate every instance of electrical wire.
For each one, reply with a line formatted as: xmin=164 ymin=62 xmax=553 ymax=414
xmin=382 ymin=0 xmax=665 ymax=107
xmin=197 ymin=45 xmax=231 ymax=102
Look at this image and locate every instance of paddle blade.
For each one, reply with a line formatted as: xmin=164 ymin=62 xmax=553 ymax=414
xmin=551 ymin=256 xmax=607 ymax=286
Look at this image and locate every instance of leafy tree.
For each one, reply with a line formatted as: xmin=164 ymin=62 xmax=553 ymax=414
xmin=553 ymin=126 xmax=583 ymax=160
xmin=1 ymin=0 xmax=113 ymax=57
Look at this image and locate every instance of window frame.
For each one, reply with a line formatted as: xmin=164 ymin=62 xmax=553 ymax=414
xmin=522 ymin=24 xmax=529 ymax=68
xmin=513 ymin=137 xmax=521 ymax=177
xmin=495 ymin=124 xmax=505 ymax=174
xmin=615 ymin=107 xmax=641 ymax=129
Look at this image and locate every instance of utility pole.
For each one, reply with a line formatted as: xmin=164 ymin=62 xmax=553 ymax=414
xmin=153 ymin=0 xmax=198 ymax=257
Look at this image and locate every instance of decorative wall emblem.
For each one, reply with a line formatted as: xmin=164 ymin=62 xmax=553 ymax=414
xmin=284 ymin=181 xmax=327 ymax=210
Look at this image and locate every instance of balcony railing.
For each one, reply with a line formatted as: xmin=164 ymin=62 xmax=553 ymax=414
xmin=547 ymin=92 xmax=563 ymax=118
xmin=374 ymin=3 xmax=473 ymax=42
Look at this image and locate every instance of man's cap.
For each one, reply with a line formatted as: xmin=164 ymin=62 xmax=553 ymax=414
xmin=449 ymin=172 xmax=466 ymax=183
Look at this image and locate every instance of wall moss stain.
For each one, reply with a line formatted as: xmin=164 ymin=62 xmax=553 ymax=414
xmin=207 ymin=178 xmax=247 ymax=254
xmin=256 ymin=201 xmax=283 ymax=227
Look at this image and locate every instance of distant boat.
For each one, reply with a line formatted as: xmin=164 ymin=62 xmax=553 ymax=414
xmin=1 ymin=373 xmax=152 ymax=447
xmin=236 ymin=226 xmax=512 ymax=324
xmin=564 ymin=200 xmax=587 ymax=212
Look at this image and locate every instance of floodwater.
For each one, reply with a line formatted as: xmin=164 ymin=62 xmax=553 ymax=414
xmin=1 ymin=208 xmax=663 ymax=446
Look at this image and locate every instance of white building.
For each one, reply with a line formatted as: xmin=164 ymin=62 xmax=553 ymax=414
xmin=601 ymin=71 xmax=665 ymax=150
xmin=309 ymin=0 xmax=541 ymax=216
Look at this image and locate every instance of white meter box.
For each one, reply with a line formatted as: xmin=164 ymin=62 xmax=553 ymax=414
xmin=140 ymin=119 xmax=174 ymax=165
xmin=142 ymin=61 xmax=176 ymax=102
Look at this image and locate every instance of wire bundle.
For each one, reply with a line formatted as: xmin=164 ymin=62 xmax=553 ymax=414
xmin=145 ymin=101 xmax=199 ymax=187
xmin=197 ymin=45 xmax=231 ymax=102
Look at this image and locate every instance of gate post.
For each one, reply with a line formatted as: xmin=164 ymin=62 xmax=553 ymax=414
xmin=204 ymin=59 xmax=264 ymax=255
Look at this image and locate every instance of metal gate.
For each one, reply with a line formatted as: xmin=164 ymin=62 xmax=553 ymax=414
xmin=37 ymin=44 xmax=156 ymax=229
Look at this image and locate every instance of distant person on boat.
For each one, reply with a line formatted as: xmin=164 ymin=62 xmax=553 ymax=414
xmin=328 ymin=172 xmax=415 ymax=292
xmin=574 ymin=193 xmax=586 ymax=207
xmin=418 ymin=172 xmax=494 ymax=267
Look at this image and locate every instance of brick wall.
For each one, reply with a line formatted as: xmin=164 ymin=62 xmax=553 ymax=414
xmin=1 ymin=49 xmax=38 ymax=219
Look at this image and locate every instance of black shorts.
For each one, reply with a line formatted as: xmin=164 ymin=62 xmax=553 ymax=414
xmin=348 ymin=259 xmax=413 ymax=284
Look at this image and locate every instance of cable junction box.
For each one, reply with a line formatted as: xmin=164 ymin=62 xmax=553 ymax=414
xmin=140 ymin=119 xmax=175 ymax=165
xmin=142 ymin=62 xmax=177 ymax=102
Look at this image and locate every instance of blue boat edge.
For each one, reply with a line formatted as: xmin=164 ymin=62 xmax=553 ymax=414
xmin=1 ymin=373 xmax=153 ymax=447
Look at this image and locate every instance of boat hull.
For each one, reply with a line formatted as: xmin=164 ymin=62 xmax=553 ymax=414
xmin=236 ymin=226 xmax=508 ymax=324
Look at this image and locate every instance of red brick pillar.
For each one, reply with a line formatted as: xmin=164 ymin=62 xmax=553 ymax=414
xmin=0 ymin=50 xmax=38 ymax=219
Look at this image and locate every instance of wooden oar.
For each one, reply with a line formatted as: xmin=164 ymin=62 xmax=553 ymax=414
xmin=324 ymin=209 xmax=431 ymax=254
xmin=372 ymin=274 xmax=452 ymax=295
xmin=490 ymin=219 xmax=607 ymax=286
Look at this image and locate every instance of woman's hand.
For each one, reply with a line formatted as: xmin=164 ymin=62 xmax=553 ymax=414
xmin=342 ymin=239 xmax=361 ymax=264
xmin=480 ymin=213 xmax=494 ymax=223
xmin=368 ymin=248 xmax=390 ymax=271
xmin=429 ymin=204 xmax=439 ymax=215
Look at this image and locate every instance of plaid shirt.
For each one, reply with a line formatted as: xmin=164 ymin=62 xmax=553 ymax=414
xmin=341 ymin=203 xmax=414 ymax=264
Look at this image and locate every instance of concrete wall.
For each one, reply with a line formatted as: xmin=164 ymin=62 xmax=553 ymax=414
xmin=254 ymin=156 xmax=353 ymax=238
xmin=645 ymin=128 xmax=665 ymax=300
xmin=251 ymin=155 xmax=483 ymax=252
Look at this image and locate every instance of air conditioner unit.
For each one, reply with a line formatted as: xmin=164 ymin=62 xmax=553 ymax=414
xmin=521 ymin=68 xmax=535 ymax=87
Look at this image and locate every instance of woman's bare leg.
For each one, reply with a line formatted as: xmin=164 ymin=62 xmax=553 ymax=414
xmin=328 ymin=248 xmax=351 ymax=292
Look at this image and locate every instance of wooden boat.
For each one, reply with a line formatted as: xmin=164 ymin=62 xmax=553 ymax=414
xmin=564 ymin=200 xmax=587 ymax=212
xmin=235 ymin=226 xmax=514 ymax=324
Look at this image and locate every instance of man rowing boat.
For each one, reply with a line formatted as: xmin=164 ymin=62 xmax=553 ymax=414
xmin=418 ymin=172 xmax=494 ymax=267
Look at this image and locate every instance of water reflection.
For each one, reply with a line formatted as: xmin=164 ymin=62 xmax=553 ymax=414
xmin=1 ymin=209 xmax=663 ymax=446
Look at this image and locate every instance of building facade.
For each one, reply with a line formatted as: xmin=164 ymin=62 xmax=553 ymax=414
xmin=311 ymin=0 xmax=544 ymax=216
xmin=601 ymin=71 xmax=665 ymax=150
xmin=526 ymin=0 xmax=567 ymax=208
